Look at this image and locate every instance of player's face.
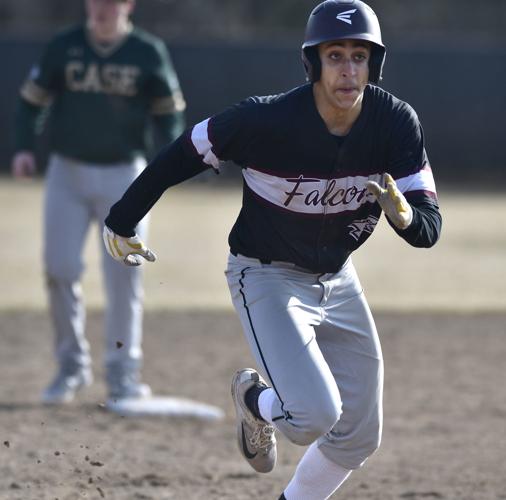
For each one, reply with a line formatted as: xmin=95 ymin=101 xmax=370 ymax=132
xmin=86 ymin=0 xmax=134 ymax=34
xmin=316 ymin=40 xmax=370 ymax=111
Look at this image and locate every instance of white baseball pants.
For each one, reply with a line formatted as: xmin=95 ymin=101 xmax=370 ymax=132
xmin=226 ymin=252 xmax=383 ymax=470
xmin=43 ymin=154 xmax=148 ymax=378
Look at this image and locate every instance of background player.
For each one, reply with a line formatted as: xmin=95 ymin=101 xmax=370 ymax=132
xmin=102 ymin=0 xmax=441 ymax=497
xmin=11 ymin=0 xmax=186 ymax=406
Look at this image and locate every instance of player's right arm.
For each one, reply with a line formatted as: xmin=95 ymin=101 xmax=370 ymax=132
xmin=11 ymin=98 xmax=47 ymax=178
xmin=11 ymin=35 xmax=61 ymax=178
xmin=103 ymin=135 xmax=209 ymax=265
xmin=104 ymin=134 xmax=210 ymax=237
xmin=104 ymin=103 xmax=251 ymax=264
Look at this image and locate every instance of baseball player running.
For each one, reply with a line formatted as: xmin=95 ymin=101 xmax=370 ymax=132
xmin=11 ymin=0 xmax=185 ymax=405
xmin=103 ymin=0 xmax=442 ymax=497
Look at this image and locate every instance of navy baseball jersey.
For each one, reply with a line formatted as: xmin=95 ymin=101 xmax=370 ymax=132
xmin=106 ymin=83 xmax=441 ymax=273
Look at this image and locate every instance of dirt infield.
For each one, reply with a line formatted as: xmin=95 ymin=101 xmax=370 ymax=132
xmin=1 ymin=310 xmax=506 ymax=500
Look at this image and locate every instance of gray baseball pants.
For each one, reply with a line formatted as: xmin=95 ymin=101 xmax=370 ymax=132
xmin=226 ymin=252 xmax=383 ymax=470
xmin=43 ymin=154 xmax=148 ymax=380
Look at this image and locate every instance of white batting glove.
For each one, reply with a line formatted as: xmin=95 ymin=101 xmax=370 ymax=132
xmin=366 ymin=173 xmax=413 ymax=230
xmin=103 ymin=226 xmax=156 ymax=267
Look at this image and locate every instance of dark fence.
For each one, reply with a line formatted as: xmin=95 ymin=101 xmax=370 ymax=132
xmin=1 ymin=39 xmax=505 ymax=185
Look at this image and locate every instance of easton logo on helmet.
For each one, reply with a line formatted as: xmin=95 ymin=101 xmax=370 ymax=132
xmin=336 ymin=9 xmax=357 ymax=24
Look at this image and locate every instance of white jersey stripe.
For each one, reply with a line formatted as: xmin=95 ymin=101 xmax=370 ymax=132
xmin=396 ymin=165 xmax=436 ymax=195
xmin=243 ymin=168 xmax=382 ymax=215
xmin=190 ymin=119 xmax=221 ymax=170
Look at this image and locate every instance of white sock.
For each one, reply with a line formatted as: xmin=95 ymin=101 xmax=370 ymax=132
xmin=283 ymin=442 xmax=352 ymax=500
xmin=257 ymin=387 xmax=277 ymax=424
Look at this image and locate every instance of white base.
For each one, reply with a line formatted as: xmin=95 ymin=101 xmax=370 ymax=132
xmin=105 ymin=395 xmax=225 ymax=421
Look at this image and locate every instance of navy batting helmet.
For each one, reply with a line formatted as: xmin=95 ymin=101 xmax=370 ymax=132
xmin=302 ymin=0 xmax=386 ymax=84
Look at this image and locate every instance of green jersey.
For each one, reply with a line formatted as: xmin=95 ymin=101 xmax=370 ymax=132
xmin=16 ymin=25 xmax=185 ymax=163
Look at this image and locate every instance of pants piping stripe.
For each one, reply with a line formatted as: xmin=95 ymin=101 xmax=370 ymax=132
xmin=238 ymin=267 xmax=289 ymax=419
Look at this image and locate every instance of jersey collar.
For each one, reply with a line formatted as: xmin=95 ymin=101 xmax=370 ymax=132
xmin=307 ymin=83 xmax=370 ymax=142
xmin=85 ymin=22 xmax=133 ymax=58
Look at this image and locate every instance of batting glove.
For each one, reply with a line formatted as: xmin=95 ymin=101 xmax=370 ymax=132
xmin=103 ymin=226 xmax=156 ymax=267
xmin=366 ymin=173 xmax=413 ymax=230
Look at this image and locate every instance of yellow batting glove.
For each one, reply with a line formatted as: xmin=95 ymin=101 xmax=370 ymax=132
xmin=102 ymin=226 xmax=156 ymax=267
xmin=366 ymin=173 xmax=413 ymax=230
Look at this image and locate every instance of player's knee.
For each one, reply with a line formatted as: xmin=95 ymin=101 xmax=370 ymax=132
xmin=346 ymin=437 xmax=382 ymax=470
xmin=45 ymin=264 xmax=80 ymax=288
xmin=364 ymin=423 xmax=382 ymax=457
xmin=334 ymin=420 xmax=382 ymax=469
xmin=288 ymin=398 xmax=342 ymax=446
xmin=45 ymin=260 xmax=82 ymax=284
xmin=358 ymin=431 xmax=381 ymax=463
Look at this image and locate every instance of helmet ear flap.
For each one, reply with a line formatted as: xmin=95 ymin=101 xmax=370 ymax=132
xmin=368 ymin=46 xmax=386 ymax=84
xmin=302 ymin=46 xmax=321 ymax=83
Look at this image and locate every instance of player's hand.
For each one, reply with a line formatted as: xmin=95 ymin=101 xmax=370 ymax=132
xmin=102 ymin=226 xmax=157 ymax=267
xmin=11 ymin=151 xmax=37 ymax=178
xmin=366 ymin=173 xmax=413 ymax=230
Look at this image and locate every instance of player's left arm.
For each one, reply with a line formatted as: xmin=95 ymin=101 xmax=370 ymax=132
xmin=148 ymin=40 xmax=186 ymax=145
xmin=367 ymin=104 xmax=442 ymax=248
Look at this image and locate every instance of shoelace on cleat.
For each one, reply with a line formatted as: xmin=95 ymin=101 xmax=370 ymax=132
xmin=249 ymin=424 xmax=275 ymax=450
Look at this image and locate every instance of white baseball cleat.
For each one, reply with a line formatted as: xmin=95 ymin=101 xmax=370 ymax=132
xmin=41 ymin=368 xmax=93 ymax=405
xmin=231 ymin=368 xmax=277 ymax=473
